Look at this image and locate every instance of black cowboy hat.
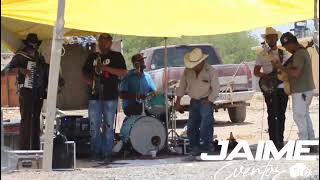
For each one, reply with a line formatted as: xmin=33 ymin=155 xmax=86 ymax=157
xmin=22 ymin=33 xmax=42 ymax=46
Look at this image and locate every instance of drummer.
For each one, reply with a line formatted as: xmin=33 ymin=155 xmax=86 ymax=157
xmin=120 ymin=53 xmax=157 ymax=116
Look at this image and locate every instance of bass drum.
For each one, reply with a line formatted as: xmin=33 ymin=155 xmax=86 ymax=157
xmin=120 ymin=116 xmax=167 ymax=155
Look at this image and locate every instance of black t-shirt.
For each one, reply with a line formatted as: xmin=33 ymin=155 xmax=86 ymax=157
xmin=82 ymin=51 xmax=127 ymax=100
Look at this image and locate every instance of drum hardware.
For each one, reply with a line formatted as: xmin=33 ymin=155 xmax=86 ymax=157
xmin=167 ymin=86 xmax=180 ymax=151
xmin=141 ymin=98 xmax=146 ymax=116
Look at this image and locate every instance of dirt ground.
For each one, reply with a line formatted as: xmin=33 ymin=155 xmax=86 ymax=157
xmin=212 ymin=92 xmax=319 ymax=144
xmin=2 ymin=92 xmax=319 ymax=145
xmin=115 ymin=92 xmax=320 ymax=144
xmin=1 ymin=92 xmax=319 ymax=180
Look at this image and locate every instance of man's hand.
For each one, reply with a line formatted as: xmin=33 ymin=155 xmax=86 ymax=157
xmin=201 ymin=98 xmax=212 ymax=105
xmin=82 ymin=73 xmax=93 ymax=85
xmin=174 ymin=102 xmax=184 ymax=113
xmin=272 ymin=62 xmax=283 ymax=69
xmin=102 ymin=66 xmax=110 ymax=72
xmin=137 ymin=94 xmax=146 ymax=100
xmin=85 ymin=77 xmax=93 ymax=86
xmin=20 ymin=69 xmax=31 ymax=76
xmin=260 ymin=73 xmax=270 ymax=81
xmin=102 ymin=65 xmax=128 ymax=77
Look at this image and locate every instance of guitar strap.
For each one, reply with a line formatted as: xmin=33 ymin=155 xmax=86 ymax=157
xmin=270 ymin=49 xmax=284 ymax=85
xmin=278 ymin=48 xmax=284 ymax=64
xmin=270 ymin=48 xmax=284 ymax=73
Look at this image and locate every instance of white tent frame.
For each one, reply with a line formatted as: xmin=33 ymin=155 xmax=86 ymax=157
xmin=42 ymin=0 xmax=65 ymax=171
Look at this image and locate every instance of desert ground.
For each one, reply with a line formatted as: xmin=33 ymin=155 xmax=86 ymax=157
xmin=1 ymin=92 xmax=319 ymax=180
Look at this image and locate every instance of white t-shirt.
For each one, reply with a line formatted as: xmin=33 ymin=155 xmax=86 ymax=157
xmin=255 ymin=48 xmax=290 ymax=88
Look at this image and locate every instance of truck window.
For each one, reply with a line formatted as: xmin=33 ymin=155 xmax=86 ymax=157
xmin=151 ymin=46 xmax=220 ymax=69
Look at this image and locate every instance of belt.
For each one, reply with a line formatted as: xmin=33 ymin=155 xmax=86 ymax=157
xmin=18 ymin=84 xmax=32 ymax=89
xmin=191 ymin=97 xmax=208 ymax=101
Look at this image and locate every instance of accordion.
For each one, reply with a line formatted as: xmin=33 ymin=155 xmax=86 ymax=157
xmin=23 ymin=61 xmax=36 ymax=89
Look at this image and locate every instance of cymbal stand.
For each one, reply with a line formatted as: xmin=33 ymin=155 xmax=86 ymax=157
xmin=167 ymin=90 xmax=179 ymax=148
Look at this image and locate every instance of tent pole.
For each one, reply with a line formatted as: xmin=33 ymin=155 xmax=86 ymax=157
xmin=43 ymin=0 xmax=65 ymax=171
xmin=314 ymin=0 xmax=319 ymax=52
xmin=164 ymin=37 xmax=169 ymax=146
xmin=315 ymin=0 xmax=319 ymax=32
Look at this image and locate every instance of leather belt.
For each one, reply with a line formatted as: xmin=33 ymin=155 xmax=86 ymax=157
xmin=18 ymin=84 xmax=32 ymax=89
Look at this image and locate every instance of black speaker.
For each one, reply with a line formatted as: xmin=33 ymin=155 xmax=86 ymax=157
xmin=52 ymin=134 xmax=73 ymax=169
xmin=57 ymin=116 xmax=91 ymax=157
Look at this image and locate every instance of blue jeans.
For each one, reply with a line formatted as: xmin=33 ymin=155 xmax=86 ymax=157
xmin=187 ymin=98 xmax=214 ymax=153
xmin=89 ymin=99 xmax=118 ymax=157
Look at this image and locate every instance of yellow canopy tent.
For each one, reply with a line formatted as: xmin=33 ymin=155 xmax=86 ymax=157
xmin=1 ymin=0 xmax=318 ymax=52
xmin=1 ymin=0 xmax=318 ymax=171
xmin=1 ymin=0 xmax=317 ymax=38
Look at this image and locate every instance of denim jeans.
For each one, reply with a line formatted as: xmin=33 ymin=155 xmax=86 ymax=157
xmin=89 ymin=99 xmax=118 ymax=157
xmin=187 ymin=98 xmax=214 ymax=153
xmin=292 ymin=90 xmax=315 ymax=140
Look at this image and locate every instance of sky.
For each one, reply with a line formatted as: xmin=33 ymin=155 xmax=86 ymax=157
xmin=249 ymin=20 xmax=315 ymax=42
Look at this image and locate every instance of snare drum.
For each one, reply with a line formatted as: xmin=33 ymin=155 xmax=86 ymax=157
xmin=120 ymin=115 xmax=167 ymax=155
xmin=145 ymin=93 xmax=166 ymax=116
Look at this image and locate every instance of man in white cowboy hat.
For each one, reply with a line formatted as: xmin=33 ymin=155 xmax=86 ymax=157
xmin=254 ymin=27 xmax=290 ymax=150
xmin=175 ymin=48 xmax=220 ymax=158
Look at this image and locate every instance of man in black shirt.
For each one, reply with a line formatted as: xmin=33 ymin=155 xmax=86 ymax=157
xmin=6 ymin=33 xmax=49 ymax=150
xmin=82 ymin=33 xmax=127 ymax=163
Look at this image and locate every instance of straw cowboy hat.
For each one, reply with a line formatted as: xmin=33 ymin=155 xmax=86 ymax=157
xmin=184 ymin=48 xmax=208 ymax=68
xmin=261 ymin=27 xmax=282 ymax=39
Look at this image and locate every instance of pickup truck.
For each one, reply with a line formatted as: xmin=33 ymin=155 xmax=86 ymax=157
xmin=141 ymin=44 xmax=255 ymax=123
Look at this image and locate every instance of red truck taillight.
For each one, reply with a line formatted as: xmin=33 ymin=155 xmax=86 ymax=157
xmin=243 ymin=64 xmax=252 ymax=81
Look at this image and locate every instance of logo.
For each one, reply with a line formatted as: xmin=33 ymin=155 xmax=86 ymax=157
xmin=104 ymin=59 xmax=110 ymax=65
xmin=200 ymin=140 xmax=318 ymax=161
xmin=289 ymin=163 xmax=312 ymax=178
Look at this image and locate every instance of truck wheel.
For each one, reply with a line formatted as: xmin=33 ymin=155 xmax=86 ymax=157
xmin=227 ymin=105 xmax=246 ymax=123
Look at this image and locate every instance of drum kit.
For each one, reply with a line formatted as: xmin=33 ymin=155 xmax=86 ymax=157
xmin=116 ymin=80 xmax=181 ymax=156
